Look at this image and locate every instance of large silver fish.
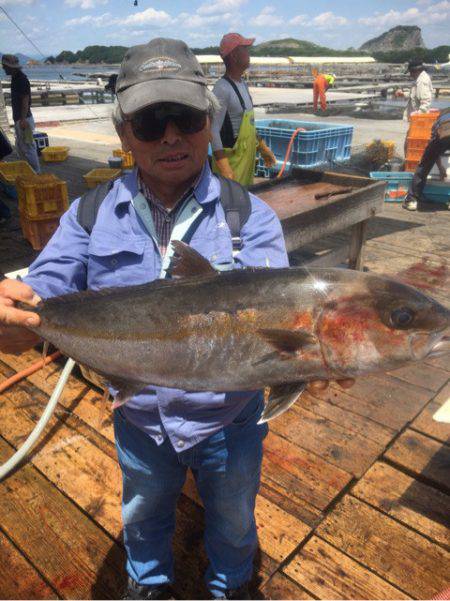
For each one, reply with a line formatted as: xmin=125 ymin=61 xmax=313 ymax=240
xmin=24 ymin=243 xmax=450 ymax=423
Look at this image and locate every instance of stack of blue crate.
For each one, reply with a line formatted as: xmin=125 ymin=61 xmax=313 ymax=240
xmin=255 ymin=119 xmax=354 ymax=177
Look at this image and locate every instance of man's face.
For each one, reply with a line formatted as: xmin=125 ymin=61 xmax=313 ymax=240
xmin=231 ymin=45 xmax=251 ymax=71
xmin=2 ymin=64 xmax=13 ymax=76
xmin=119 ymin=103 xmax=210 ymax=189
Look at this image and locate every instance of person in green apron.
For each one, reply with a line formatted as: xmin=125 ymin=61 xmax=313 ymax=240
xmin=210 ymin=33 xmax=276 ymax=186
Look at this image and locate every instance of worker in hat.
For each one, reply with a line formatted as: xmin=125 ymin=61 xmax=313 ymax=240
xmin=313 ymin=73 xmax=335 ymax=112
xmin=402 ymin=59 xmax=434 ymax=121
xmin=403 ymin=107 xmax=450 ymax=211
xmin=1 ymin=54 xmax=40 ymax=173
xmin=210 ymin=33 xmax=276 ymax=186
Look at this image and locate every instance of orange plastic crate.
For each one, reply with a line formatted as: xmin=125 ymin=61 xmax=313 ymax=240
xmin=113 ymin=149 xmax=135 ymax=169
xmin=83 ymin=168 xmax=121 ymax=189
xmin=408 ymin=111 xmax=439 ymax=137
xmin=16 ymin=174 xmax=69 ymax=219
xmin=404 ymin=159 xmax=419 ymax=172
xmin=19 ymin=211 xmax=60 ymax=250
xmin=406 ymin=137 xmax=429 ymax=152
xmin=41 ymin=146 xmax=69 ymax=162
xmin=405 ymin=148 xmax=425 ymax=162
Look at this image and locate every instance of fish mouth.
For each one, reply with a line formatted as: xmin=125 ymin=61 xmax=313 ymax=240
xmin=428 ymin=335 xmax=450 ymax=358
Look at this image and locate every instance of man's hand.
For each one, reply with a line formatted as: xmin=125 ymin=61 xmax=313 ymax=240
xmin=0 ymin=279 xmax=42 ymax=354
xmin=19 ymin=118 xmax=28 ymax=130
xmin=307 ymin=378 xmax=355 ymax=393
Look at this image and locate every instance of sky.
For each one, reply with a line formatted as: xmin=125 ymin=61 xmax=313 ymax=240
xmin=0 ymin=0 xmax=449 ymax=58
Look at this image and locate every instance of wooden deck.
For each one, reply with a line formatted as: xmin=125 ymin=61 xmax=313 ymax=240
xmin=0 ymin=156 xmax=449 ymax=599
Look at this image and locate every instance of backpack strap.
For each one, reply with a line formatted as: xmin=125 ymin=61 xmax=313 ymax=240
xmin=76 ymin=180 xmax=113 ymax=234
xmin=76 ymin=175 xmax=251 ymax=256
xmin=217 ymin=175 xmax=251 ymax=253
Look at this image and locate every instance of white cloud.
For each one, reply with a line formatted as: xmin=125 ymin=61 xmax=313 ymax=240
xmin=120 ymin=7 xmax=173 ymax=27
xmin=65 ymin=12 xmax=111 ymax=27
xmin=358 ymin=2 xmax=450 ymax=27
xmin=197 ymin=0 xmax=246 ymax=16
xmin=290 ymin=14 xmax=308 ymax=26
xmin=251 ymin=6 xmax=283 ymax=27
xmin=65 ymin=0 xmax=107 ymax=9
xmin=311 ymin=12 xmax=348 ymax=29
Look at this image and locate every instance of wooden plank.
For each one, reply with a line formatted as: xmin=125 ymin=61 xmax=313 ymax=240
xmin=268 ymin=405 xmax=383 ymax=477
xmin=0 ymin=436 xmax=125 ymax=599
xmin=262 ymin=431 xmax=353 ymax=511
xmin=352 ymin=462 xmax=450 ymax=548
xmin=258 ymin=481 xmax=322 ymax=528
xmin=0 ymin=354 xmax=115 ymax=444
xmin=316 ymin=496 xmax=449 ymax=599
xmin=348 ymin=219 xmax=367 ymax=270
xmin=327 ymin=374 xmax=432 ymax=430
xmin=294 ymin=391 xmax=395 ymax=446
xmin=260 ymin=571 xmax=314 ymax=600
xmin=388 ymin=363 xmax=449 ymax=393
xmin=0 ymin=532 xmax=59 ymax=600
xmin=384 ymin=429 xmax=450 ymax=492
xmin=0 ymin=369 xmax=123 ymax=538
xmin=283 ymin=536 xmax=411 ymax=600
xmin=411 ymin=381 xmax=450 ymax=444
xmin=182 ymin=469 xmax=311 ymax=563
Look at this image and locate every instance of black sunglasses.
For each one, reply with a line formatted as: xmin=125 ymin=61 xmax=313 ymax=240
xmin=124 ymin=103 xmax=208 ymax=142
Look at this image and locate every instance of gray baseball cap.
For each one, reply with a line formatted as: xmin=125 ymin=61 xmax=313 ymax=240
xmin=116 ymin=38 xmax=208 ymax=116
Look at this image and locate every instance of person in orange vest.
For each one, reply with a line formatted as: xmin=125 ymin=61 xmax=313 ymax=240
xmin=313 ymin=73 xmax=335 ymax=112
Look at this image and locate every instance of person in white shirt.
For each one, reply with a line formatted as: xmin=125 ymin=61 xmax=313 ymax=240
xmin=403 ymin=59 xmax=434 ymax=121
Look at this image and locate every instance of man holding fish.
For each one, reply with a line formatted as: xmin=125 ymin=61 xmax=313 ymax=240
xmin=1 ymin=38 xmax=448 ymax=601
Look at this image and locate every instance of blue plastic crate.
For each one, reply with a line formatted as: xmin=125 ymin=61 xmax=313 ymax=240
xmin=423 ymin=181 xmax=450 ymax=206
xmin=370 ymin=171 xmax=413 ymax=202
xmin=256 ymin=119 xmax=353 ymax=170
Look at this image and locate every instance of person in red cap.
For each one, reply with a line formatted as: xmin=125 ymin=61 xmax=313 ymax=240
xmin=211 ymin=33 xmax=276 ymax=186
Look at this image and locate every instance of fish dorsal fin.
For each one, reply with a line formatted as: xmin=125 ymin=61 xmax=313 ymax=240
xmin=258 ymin=382 xmax=306 ymax=423
xmin=258 ymin=328 xmax=318 ymax=358
xmin=169 ymin=240 xmax=217 ymax=278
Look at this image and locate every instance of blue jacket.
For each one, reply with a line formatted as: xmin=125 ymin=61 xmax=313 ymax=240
xmin=24 ymin=163 xmax=289 ymax=451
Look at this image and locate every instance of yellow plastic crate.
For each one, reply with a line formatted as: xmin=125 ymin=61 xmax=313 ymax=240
xmin=17 ymin=174 xmax=69 ymax=219
xmin=0 ymin=161 xmax=36 ymax=184
xmin=41 ymin=146 xmax=70 ymax=162
xmin=20 ymin=211 xmax=60 ymax=250
xmin=113 ymin=149 xmax=135 ymax=169
xmin=83 ymin=168 xmax=121 ymax=189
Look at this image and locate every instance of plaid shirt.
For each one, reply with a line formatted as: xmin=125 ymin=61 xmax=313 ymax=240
xmin=138 ymin=173 xmax=198 ymax=256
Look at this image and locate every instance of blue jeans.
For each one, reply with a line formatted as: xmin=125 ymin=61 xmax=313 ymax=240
xmin=114 ymin=394 xmax=268 ymax=598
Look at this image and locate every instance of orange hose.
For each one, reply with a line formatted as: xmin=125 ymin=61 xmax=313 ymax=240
xmin=276 ymin=128 xmax=306 ymax=179
xmin=0 ymin=350 xmax=62 ymax=394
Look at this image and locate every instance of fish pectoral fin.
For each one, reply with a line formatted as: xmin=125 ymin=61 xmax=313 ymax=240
xmin=258 ymin=328 xmax=317 ymax=359
xmin=170 ymin=240 xmax=217 ymax=278
xmin=105 ymin=377 xmax=145 ymax=410
xmin=258 ymin=382 xmax=306 ymax=424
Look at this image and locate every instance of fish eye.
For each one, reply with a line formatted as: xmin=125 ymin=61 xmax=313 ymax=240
xmin=390 ymin=307 xmax=415 ymax=329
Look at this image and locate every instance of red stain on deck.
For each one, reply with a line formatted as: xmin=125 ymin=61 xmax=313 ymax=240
xmin=397 ymin=258 xmax=448 ymax=292
xmin=54 ymin=573 xmax=81 ymax=591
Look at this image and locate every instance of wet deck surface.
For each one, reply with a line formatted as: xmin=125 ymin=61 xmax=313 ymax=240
xmin=0 ymin=154 xmax=449 ymax=599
